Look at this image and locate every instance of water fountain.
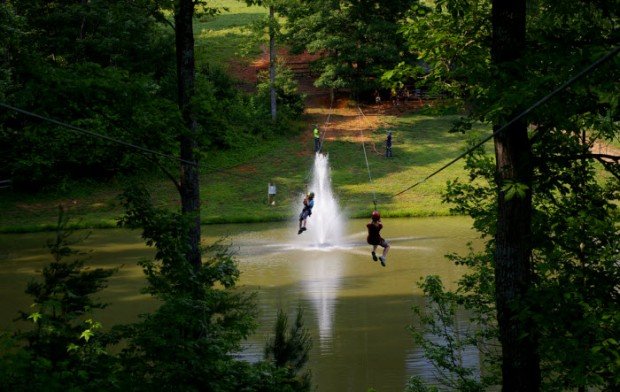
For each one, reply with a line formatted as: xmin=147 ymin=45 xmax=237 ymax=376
xmin=297 ymin=153 xmax=346 ymax=350
xmin=305 ymin=153 xmax=345 ymax=247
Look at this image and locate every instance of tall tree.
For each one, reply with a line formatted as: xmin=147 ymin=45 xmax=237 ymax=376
xmin=244 ymin=0 xmax=281 ymax=121
xmin=269 ymin=4 xmax=277 ymax=121
xmin=490 ymin=1 xmax=540 ymax=389
xmin=280 ymin=0 xmax=416 ymax=96
xmin=393 ymin=0 xmax=618 ymax=390
xmin=174 ymin=0 xmax=201 ymax=268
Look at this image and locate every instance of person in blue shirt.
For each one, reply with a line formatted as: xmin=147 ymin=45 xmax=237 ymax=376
xmin=298 ymin=192 xmax=315 ymax=234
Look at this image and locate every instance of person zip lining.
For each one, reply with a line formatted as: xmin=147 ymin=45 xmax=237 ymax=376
xmin=367 ymin=210 xmax=390 ymax=267
xmin=298 ymin=192 xmax=315 ymax=234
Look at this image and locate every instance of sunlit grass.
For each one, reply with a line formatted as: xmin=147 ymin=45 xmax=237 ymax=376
xmin=195 ymin=0 xmax=267 ymax=68
xmin=0 ymin=114 xmax=492 ymax=232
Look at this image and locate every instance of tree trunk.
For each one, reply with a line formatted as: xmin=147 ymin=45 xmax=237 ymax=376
xmin=491 ymin=1 xmax=541 ymax=390
xmin=269 ymin=5 xmax=277 ymax=121
xmin=175 ymin=0 xmax=201 ymax=268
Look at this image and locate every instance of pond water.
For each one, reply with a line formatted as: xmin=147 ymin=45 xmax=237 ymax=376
xmin=0 ymin=216 xmax=481 ymax=391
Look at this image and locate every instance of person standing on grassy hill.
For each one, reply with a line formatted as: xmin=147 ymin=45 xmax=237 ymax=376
xmin=313 ymin=124 xmax=320 ymax=152
xmin=367 ymin=210 xmax=390 ymax=266
xmin=268 ymin=181 xmax=277 ymax=205
xmin=386 ymin=131 xmax=393 ymax=157
xmin=298 ymin=192 xmax=315 ymax=234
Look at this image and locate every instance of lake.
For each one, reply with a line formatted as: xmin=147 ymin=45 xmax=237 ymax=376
xmin=0 ymin=216 xmax=481 ymax=392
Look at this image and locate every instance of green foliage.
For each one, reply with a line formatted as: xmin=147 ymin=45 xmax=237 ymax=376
xmin=393 ymin=0 xmax=491 ymax=102
xmin=279 ymin=0 xmax=417 ymax=95
xmin=408 ymin=268 xmax=499 ymax=391
xmin=10 ymin=0 xmax=174 ymax=73
xmin=264 ymin=307 xmax=312 ymax=391
xmin=0 ymin=0 xmax=180 ymax=190
xmin=2 ymin=63 xmax=182 ymax=190
xmin=117 ymin=184 xmax=290 ymax=391
xmin=193 ymin=65 xmax=303 ymax=151
xmin=396 ymin=1 xmax=620 ymax=389
xmin=0 ymin=4 xmax=23 ymax=101
xmin=0 ymin=206 xmax=118 ymax=391
xmin=255 ymin=62 xmax=305 ymax=118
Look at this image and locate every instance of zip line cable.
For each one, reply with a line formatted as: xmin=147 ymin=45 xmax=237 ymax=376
xmin=303 ymin=96 xmax=336 ymax=186
xmin=390 ymin=45 xmax=620 ymax=198
xmin=357 ymin=106 xmax=378 ymax=209
xmin=0 ymin=102 xmax=197 ymax=166
xmin=317 ymin=95 xmax=335 ymax=153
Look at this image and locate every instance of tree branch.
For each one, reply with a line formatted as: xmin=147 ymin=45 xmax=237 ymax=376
xmin=140 ymin=153 xmax=182 ymax=194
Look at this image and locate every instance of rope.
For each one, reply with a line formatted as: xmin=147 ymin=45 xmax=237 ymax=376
xmin=0 ymin=102 xmax=197 ymax=166
xmin=391 ymin=44 xmax=620 ymax=197
xmin=357 ymin=106 xmax=383 ymax=156
xmin=317 ymin=95 xmax=335 ymax=153
xmin=357 ymin=106 xmax=378 ymax=209
xmin=303 ymin=97 xmax=336 ymax=186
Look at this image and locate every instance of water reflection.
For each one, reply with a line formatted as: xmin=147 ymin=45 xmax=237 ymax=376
xmin=300 ymin=254 xmax=343 ymax=352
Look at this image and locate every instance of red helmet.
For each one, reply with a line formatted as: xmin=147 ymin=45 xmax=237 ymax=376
xmin=371 ymin=210 xmax=380 ymax=221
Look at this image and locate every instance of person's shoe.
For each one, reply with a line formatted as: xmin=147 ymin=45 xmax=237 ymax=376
xmin=371 ymin=251 xmax=378 ymax=261
xmin=301 ymin=227 xmax=307 ymax=232
xmin=379 ymin=256 xmax=386 ymax=267
xmin=298 ymin=229 xmax=303 ymax=235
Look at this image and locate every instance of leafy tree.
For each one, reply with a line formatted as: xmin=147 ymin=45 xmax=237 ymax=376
xmin=383 ymin=0 xmax=491 ymax=103
xmin=0 ymin=3 xmax=23 ymax=102
xmin=116 ymin=185 xmax=259 ymax=390
xmin=279 ymin=0 xmax=416 ymax=96
xmin=10 ymin=0 xmax=174 ymax=74
xmin=242 ymin=0 xmax=284 ymax=121
xmin=0 ymin=0 xmax=180 ymax=190
xmin=407 ymin=274 xmax=498 ymax=392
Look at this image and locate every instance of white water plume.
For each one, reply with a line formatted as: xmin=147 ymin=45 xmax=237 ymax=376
xmin=306 ymin=153 xmax=345 ymax=246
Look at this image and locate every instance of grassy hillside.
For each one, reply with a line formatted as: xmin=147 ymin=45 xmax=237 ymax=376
xmin=0 ymin=113 xmax=491 ymax=232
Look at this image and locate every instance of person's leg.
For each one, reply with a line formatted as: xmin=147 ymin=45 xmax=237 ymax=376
xmin=382 ymin=241 xmax=390 ymax=258
xmin=379 ymin=241 xmax=389 ymax=266
xmin=371 ymin=245 xmax=378 ymax=261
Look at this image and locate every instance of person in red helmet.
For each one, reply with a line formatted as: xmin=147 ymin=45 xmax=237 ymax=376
xmin=366 ymin=210 xmax=390 ymax=266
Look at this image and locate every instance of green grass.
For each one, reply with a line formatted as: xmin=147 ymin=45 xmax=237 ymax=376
xmin=0 ymin=114 xmax=493 ymax=232
xmin=195 ymin=0 xmax=267 ymax=68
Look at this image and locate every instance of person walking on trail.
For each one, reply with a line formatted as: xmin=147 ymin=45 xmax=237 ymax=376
xmin=313 ymin=124 xmax=321 ymax=152
xmin=385 ymin=131 xmax=393 ymax=157
xmin=298 ymin=192 xmax=315 ymax=234
xmin=268 ymin=181 xmax=277 ymax=205
xmin=367 ymin=210 xmax=390 ymax=266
